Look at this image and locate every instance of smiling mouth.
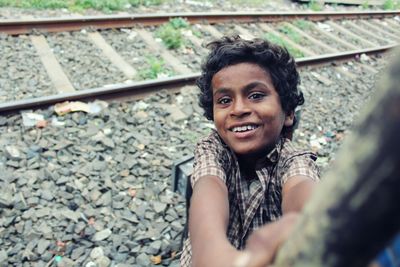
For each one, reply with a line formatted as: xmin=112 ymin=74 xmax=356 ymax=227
xmin=229 ymin=124 xmax=259 ymax=133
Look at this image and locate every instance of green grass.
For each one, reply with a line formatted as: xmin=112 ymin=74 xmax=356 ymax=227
xmin=278 ymin=25 xmax=303 ymax=43
xmin=361 ymin=1 xmax=370 ymax=9
xmin=293 ymin=19 xmax=314 ymax=31
xmin=382 ymin=0 xmax=400 ymax=9
xmin=156 ymin=24 xmax=183 ymax=49
xmin=156 ymin=17 xmax=189 ymax=50
xmin=264 ymin=32 xmax=304 ymax=58
xmin=191 ymin=28 xmax=203 ymax=38
xmin=169 ymin=17 xmax=189 ymax=29
xmin=138 ymin=56 xmax=169 ymax=80
xmin=229 ymin=0 xmax=266 ymax=7
xmin=308 ymin=0 xmax=323 ymax=11
xmin=0 ymin=0 xmax=165 ymax=11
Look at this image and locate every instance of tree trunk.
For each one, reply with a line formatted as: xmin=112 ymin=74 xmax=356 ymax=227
xmin=273 ymin=51 xmax=400 ymax=267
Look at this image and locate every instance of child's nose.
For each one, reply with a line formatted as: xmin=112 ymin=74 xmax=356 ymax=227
xmin=230 ymin=99 xmax=251 ymax=117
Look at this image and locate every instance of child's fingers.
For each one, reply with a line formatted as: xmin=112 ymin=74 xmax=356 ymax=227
xmin=233 ymin=213 xmax=299 ymax=267
xmin=233 ymin=251 xmax=274 ymax=267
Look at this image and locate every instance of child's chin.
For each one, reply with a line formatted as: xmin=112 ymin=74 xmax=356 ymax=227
xmin=233 ymin=147 xmax=260 ymax=156
xmin=233 ymin=145 xmax=272 ymax=159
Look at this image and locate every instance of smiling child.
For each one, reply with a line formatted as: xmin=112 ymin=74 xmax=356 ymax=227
xmin=180 ymin=35 xmax=320 ymax=267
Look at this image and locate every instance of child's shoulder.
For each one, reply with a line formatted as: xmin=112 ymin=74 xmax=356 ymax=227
xmin=277 ymin=139 xmax=320 ymax=181
xmin=280 ymin=138 xmax=318 ymax=163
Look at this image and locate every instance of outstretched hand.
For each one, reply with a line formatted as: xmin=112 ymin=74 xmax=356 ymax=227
xmin=233 ymin=213 xmax=299 ymax=267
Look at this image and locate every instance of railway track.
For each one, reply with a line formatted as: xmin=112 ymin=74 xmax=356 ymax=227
xmin=0 ymin=10 xmax=399 ymax=113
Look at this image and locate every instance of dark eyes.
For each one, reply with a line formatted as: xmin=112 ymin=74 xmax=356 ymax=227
xmin=216 ymin=92 xmax=266 ymax=105
xmin=249 ymin=92 xmax=266 ymax=100
xmin=217 ymin=97 xmax=231 ymax=104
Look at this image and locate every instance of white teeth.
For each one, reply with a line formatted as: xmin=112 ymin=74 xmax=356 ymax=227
xmin=232 ymin=125 xmax=257 ymax=132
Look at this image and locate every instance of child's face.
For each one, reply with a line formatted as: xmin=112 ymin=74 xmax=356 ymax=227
xmin=211 ymin=62 xmax=293 ymax=157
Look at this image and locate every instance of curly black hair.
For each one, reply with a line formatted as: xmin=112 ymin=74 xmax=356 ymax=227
xmin=197 ymin=35 xmax=304 ymax=136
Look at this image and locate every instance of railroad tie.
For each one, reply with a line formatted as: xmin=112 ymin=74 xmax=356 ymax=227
xmin=136 ymin=28 xmax=191 ymax=75
xmin=334 ymin=66 xmax=357 ymax=80
xmin=183 ymin=30 xmax=208 ymax=55
xmin=281 ymin=22 xmax=338 ymax=54
xmin=325 ymin=21 xmax=377 ymax=48
xmin=30 ymin=35 xmax=75 ymax=93
xmin=202 ymin=25 xmax=223 ymax=39
xmin=384 ymin=19 xmax=400 ymax=33
xmin=359 ymin=20 xmax=400 ymax=41
xmin=312 ymin=24 xmax=359 ymax=50
xmin=345 ymin=21 xmax=393 ymax=45
xmin=259 ymin=23 xmax=316 ymax=57
xmin=310 ymin=72 xmax=333 ymax=86
xmin=233 ymin=25 xmax=256 ymax=40
xmin=354 ymin=61 xmax=378 ymax=75
xmin=371 ymin=19 xmax=400 ymax=36
xmin=88 ymin=32 xmax=137 ymax=79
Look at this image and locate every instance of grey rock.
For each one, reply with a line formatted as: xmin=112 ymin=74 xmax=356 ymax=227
xmin=55 ymin=176 xmax=69 ymax=185
xmin=61 ymin=209 xmax=79 ymax=223
xmin=95 ymin=256 xmax=111 ymax=267
xmin=90 ymin=190 xmax=102 ymax=202
xmin=96 ymin=191 xmax=112 ymax=206
xmin=147 ymin=240 xmax=162 ymax=255
xmin=93 ymin=229 xmax=112 ymax=241
xmin=57 ymin=257 xmax=75 ymax=267
xmin=85 ymin=262 xmax=97 ymax=267
xmin=171 ymin=221 xmax=183 ymax=232
xmin=5 ymin=145 xmax=23 ymax=160
xmin=71 ymin=246 xmax=86 ymax=260
xmin=40 ymin=190 xmax=54 ymax=201
xmin=0 ymin=250 xmax=7 ymax=262
xmin=74 ymin=221 xmax=86 ymax=234
xmin=135 ymin=253 xmax=150 ymax=266
xmin=3 ymin=215 xmax=16 ymax=227
xmin=153 ymin=201 xmax=167 ymax=214
xmin=41 ymin=251 xmax=53 ymax=262
xmin=90 ymin=247 xmax=104 ymax=260
xmin=0 ymin=191 xmax=14 ymax=208
xmin=36 ymin=239 xmax=51 ymax=254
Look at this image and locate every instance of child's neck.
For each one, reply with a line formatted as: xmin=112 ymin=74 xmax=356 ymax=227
xmin=237 ymin=151 xmax=266 ymax=178
xmin=236 ymin=140 xmax=281 ymax=176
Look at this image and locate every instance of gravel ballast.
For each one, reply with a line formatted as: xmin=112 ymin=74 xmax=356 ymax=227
xmin=0 ymin=54 xmax=387 ymax=265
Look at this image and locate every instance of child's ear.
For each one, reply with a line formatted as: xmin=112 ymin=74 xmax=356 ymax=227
xmin=284 ymin=111 xmax=294 ymax=127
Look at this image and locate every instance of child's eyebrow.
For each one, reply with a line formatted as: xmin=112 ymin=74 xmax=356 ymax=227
xmin=213 ymin=82 xmax=270 ymax=97
xmin=242 ymin=81 xmax=269 ymax=93
xmin=213 ymin=88 xmax=230 ymax=97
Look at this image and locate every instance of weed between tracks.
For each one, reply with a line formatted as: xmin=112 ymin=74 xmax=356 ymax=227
xmin=263 ymin=32 xmax=304 ymax=58
xmin=293 ymin=20 xmax=314 ymax=31
xmin=383 ymin=0 xmax=400 ymax=9
xmin=278 ymin=25 xmax=303 ymax=44
xmin=155 ymin=18 xmax=190 ymax=50
xmin=138 ymin=56 xmax=172 ymax=79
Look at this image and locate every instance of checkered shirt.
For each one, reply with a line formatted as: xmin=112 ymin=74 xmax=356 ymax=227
xmin=180 ymin=130 xmax=320 ymax=266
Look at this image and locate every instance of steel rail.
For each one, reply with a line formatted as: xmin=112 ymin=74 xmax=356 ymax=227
xmin=1 ymin=10 xmax=399 ymax=35
xmin=0 ymin=44 xmax=396 ymax=114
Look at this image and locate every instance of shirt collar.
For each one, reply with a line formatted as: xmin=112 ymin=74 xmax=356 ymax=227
xmin=255 ymin=137 xmax=284 ymax=168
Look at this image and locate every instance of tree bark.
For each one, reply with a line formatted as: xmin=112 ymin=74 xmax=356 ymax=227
xmin=273 ymin=51 xmax=400 ymax=267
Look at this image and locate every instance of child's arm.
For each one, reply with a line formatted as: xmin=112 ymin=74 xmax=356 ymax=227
xmin=282 ymin=175 xmax=317 ymax=213
xmin=234 ymin=175 xmax=316 ymax=267
xmin=280 ymin=153 xmax=320 ymax=214
xmin=236 ymin=213 xmax=299 ymax=267
xmin=189 ymin=175 xmax=240 ymax=267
